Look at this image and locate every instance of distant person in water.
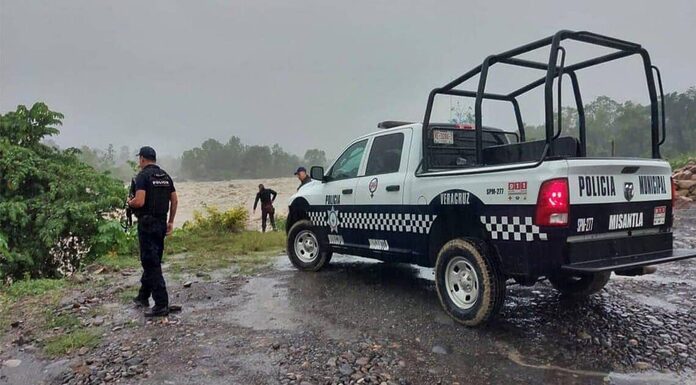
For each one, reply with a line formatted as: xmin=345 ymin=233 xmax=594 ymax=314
xmin=253 ymin=184 xmax=277 ymax=232
xmin=295 ymin=167 xmax=312 ymax=191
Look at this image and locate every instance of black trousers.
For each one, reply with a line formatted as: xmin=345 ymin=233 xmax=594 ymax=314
xmin=261 ymin=204 xmax=276 ymax=232
xmin=137 ymin=217 xmax=169 ymax=307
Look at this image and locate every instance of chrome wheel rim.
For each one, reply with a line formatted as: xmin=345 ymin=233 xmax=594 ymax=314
xmin=445 ymin=257 xmax=480 ymax=310
xmin=294 ymin=230 xmax=319 ymax=263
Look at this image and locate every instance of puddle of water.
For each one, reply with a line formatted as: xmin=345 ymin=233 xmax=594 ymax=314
xmin=228 ymin=276 xmax=301 ymax=331
xmin=614 ymin=273 xmax=696 ymax=287
xmin=608 ymin=370 xmax=696 ymax=385
xmin=0 ymin=350 xmax=62 ymax=385
xmin=504 ymin=343 xmax=695 ymax=385
xmin=630 ymin=293 xmax=681 ymax=312
xmin=274 ymin=254 xmax=436 ymax=281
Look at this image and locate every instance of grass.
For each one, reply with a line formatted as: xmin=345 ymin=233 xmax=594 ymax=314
xmin=165 ymin=229 xmax=285 ymax=274
xmin=166 ymin=228 xmax=285 ymax=254
xmin=44 ymin=312 xmax=80 ymax=330
xmin=43 ymin=329 xmax=101 ymax=357
xmin=93 ymin=252 xmax=140 ymax=270
xmin=0 ymin=278 xmax=70 ymax=339
xmin=0 ymin=278 xmax=66 ymax=300
xmin=118 ymin=286 xmax=139 ymax=304
xmin=0 ymin=278 xmax=101 ymax=357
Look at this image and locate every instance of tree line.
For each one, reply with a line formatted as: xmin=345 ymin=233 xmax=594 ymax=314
xmin=179 ymin=137 xmax=327 ymax=181
xmin=523 ymin=88 xmax=696 ymax=160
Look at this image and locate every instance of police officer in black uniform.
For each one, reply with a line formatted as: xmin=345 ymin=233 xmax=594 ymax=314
xmin=128 ymin=146 xmax=178 ymax=317
xmin=294 ymin=166 xmax=312 ymax=191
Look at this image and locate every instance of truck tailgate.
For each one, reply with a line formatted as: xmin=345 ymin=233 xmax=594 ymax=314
xmin=564 ymin=158 xmax=675 ymax=268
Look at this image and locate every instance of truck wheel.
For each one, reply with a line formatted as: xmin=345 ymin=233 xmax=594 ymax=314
xmin=548 ymin=272 xmax=611 ymax=298
xmin=435 ymin=239 xmax=506 ymax=326
xmin=287 ymin=220 xmax=330 ymax=271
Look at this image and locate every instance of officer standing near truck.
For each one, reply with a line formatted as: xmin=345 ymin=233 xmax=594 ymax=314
xmin=253 ymin=184 xmax=277 ymax=232
xmin=295 ymin=166 xmax=312 ymax=191
xmin=128 ymin=146 xmax=178 ymax=317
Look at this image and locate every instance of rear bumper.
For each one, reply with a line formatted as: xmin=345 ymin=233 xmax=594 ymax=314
xmin=562 ymin=248 xmax=696 ymax=273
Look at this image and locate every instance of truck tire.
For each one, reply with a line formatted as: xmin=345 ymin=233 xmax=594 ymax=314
xmin=548 ymin=272 xmax=611 ymax=298
xmin=287 ymin=220 xmax=330 ymax=271
xmin=435 ymin=239 xmax=506 ymax=326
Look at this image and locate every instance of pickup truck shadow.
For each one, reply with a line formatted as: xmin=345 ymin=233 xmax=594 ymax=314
xmin=281 ymin=254 xmax=694 ymax=380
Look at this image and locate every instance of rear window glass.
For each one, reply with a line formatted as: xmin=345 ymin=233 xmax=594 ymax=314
xmin=365 ymin=133 xmax=405 ymax=176
xmin=429 ymin=128 xmax=509 ymax=168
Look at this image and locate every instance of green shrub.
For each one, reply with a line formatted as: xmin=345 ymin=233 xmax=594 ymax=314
xmin=90 ymin=222 xmax=138 ymax=257
xmin=275 ymin=215 xmax=287 ymax=232
xmin=0 ymin=103 xmax=126 ymax=280
xmin=184 ymin=205 xmax=248 ymax=233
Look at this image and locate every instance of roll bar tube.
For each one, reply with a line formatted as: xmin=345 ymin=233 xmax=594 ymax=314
xmin=420 ymin=30 xmax=663 ymax=172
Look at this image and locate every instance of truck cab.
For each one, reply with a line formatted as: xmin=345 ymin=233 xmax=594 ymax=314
xmin=285 ymin=30 xmax=696 ymax=326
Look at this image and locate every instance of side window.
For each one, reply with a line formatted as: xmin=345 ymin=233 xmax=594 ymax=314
xmin=365 ymin=133 xmax=404 ymax=176
xmin=327 ymin=140 xmax=368 ymax=181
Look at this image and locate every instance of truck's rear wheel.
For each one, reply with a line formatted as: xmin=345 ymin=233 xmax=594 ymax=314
xmin=435 ymin=239 xmax=506 ymax=326
xmin=548 ymin=272 xmax=611 ymax=298
xmin=287 ymin=220 xmax=330 ymax=271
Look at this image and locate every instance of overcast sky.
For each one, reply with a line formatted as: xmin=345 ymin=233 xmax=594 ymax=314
xmin=1 ymin=0 xmax=695 ymax=159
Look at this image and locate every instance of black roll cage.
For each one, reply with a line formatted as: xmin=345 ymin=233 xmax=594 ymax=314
xmin=421 ymin=30 xmax=666 ymax=173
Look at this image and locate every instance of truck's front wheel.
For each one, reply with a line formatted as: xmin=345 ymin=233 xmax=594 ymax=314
xmin=548 ymin=272 xmax=611 ymax=298
xmin=287 ymin=220 xmax=330 ymax=271
xmin=435 ymin=239 xmax=506 ymax=326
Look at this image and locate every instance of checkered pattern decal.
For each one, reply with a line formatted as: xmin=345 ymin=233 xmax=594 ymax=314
xmin=308 ymin=211 xmax=328 ymax=227
xmin=480 ymin=216 xmax=548 ymax=241
xmin=308 ymin=211 xmax=437 ymax=234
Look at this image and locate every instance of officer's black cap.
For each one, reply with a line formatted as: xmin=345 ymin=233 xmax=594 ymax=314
xmin=294 ymin=166 xmax=306 ymax=175
xmin=137 ymin=146 xmax=157 ymax=161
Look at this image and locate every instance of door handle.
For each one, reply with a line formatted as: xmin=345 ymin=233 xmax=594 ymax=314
xmin=386 ymin=185 xmax=400 ymax=192
xmin=342 ymin=189 xmax=353 ymax=195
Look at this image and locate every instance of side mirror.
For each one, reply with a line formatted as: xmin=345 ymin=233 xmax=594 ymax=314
xmin=310 ymin=166 xmax=325 ymax=182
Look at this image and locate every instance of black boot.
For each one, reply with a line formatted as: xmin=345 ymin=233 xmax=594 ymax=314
xmin=132 ymin=296 xmax=149 ymax=307
xmin=144 ymin=305 xmax=169 ymax=317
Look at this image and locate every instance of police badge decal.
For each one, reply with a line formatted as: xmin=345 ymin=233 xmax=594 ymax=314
xmin=327 ymin=206 xmax=340 ymax=233
xmin=624 ymin=182 xmax=634 ymax=202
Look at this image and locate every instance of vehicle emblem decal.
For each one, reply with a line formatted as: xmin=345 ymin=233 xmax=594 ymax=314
xmin=368 ymin=177 xmax=379 ymax=198
xmin=624 ymin=182 xmax=634 ymax=202
xmin=327 ymin=206 xmax=340 ymax=233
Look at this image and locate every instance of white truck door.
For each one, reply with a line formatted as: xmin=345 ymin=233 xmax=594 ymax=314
xmin=354 ymin=129 xmax=412 ymax=254
xmin=316 ymin=139 xmax=368 ymax=248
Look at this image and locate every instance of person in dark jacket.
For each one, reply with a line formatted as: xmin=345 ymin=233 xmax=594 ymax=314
xmin=253 ymin=184 xmax=277 ymax=232
xmin=127 ymin=146 xmax=178 ymax=317
xmin=295 ymin=166 xmax=312 ymax=191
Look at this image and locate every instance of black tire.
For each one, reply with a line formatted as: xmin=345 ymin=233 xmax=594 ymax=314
xmin=287 ymin=220 xmax=330 ymax=271
xmin=435 ymin=239 xmax=506 ymax=327
xmin=548 ymin=272 xmax=611 ymax=298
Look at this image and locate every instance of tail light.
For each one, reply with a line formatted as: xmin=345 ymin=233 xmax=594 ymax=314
xmin=535 ymin=178 xmax=569 ymax=227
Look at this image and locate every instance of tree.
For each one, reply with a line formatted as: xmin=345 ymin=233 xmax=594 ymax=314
xmin=0 ymin=103 xmax=126 ymax=280
xmin=303 ymin=149 xmax=327 ymax=167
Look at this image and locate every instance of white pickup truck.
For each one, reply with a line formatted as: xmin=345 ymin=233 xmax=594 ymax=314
xmin=285 ymin=30 xmax=696 ymax=326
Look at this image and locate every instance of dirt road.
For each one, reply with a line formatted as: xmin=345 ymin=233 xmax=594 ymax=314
xmin=1 ymin=208 xmax=695 ymax=385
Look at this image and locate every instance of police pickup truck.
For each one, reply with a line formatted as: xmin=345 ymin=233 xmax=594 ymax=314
xmin=285 ymin=30 xmax=696 ymax=326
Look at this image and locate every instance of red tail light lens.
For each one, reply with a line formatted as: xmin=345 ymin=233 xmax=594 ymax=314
xmin=535 ymin=178 xmax=569 ymax=227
